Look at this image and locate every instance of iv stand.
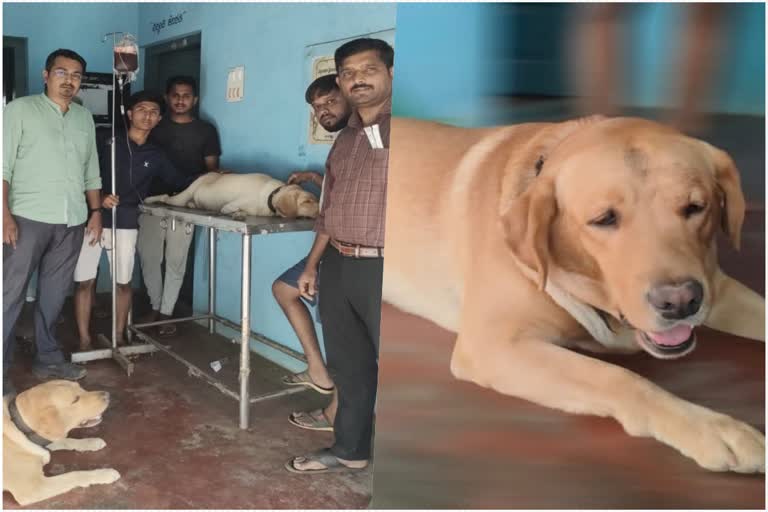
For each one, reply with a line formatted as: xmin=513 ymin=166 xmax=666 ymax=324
xmin=71 ymin=32 xmax=158 ymax=373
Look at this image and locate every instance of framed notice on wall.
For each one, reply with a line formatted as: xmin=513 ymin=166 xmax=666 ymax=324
xmin=304 ymin=29 xmax=395 ymax=146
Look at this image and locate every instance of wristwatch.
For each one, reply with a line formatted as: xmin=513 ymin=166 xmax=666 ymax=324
xmin=88 ymin=208 xmax=102 ymax=215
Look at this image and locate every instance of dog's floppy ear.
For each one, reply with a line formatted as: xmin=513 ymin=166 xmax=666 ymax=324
xmin=497 ymin=117 xmax=603 ymax=289
xmin=501 ymin=177 xmax=557 ymax=290
xmin=15 ymin=393 xmax=69 ymax=440
xmin=499 ymin=116 xmax=605 ymax=213
xmin=275 ymin=189 xmax=299 ymax=219
xmin=699 ymin=141 xmax=745 ymax=250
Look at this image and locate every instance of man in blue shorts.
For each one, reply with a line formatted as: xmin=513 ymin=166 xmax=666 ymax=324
xmin=272 ymin=74 xmax=351 ymax=432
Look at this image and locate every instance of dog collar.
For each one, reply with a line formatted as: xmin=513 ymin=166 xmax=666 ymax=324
xmin=267 ymin=185 xmax=284 ymax=214
xmin=8 ymin=396 xmax=52 ymax=447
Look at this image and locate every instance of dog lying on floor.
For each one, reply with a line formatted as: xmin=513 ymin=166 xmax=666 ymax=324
xmin=383 ymin=116 xmax=765 ymax=473
xmin=145 ymin=172 xmax=320 ymax=219
xmin=3 ymin=380 xmax=120 ymax=505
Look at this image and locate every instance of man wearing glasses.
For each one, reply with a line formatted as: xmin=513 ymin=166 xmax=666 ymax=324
xmin=3 ymin=49 xmax=103 ymax=395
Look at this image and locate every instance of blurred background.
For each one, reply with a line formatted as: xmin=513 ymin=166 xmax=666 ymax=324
xmin=376 ymin=2 xmax=765 ymax=508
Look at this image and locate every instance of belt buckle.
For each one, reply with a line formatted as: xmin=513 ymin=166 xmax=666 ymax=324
xmin=354 ymin=245 xmax=360 ymax=258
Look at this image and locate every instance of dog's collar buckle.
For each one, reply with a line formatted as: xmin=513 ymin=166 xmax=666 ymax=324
xmin=267 ymin=185 xmax=284 ymax=214
xmin=9 ymin=396 xmax=52 ymax=447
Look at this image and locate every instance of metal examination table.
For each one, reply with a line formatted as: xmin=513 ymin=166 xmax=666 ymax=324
xmin=118 ymin=204 xmax=314 ymax=429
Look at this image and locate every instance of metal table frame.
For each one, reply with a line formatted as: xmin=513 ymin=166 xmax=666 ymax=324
xmin=119 ymin=204 xmax=316 ymax=429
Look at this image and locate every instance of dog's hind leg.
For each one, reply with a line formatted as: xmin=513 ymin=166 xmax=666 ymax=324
xmin=705 ymin=268 xmax=765 ymax=341
xmin=47 ymin=438 xmax=106 ymax=452
xmin=12 ymin=469 xmax=121 ymax=506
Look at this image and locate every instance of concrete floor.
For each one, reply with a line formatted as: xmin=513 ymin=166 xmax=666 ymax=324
xmin=4 ymin=300 xmax=372 ymax=509
xmin=372 ymin=216 xmax=765 ymax=506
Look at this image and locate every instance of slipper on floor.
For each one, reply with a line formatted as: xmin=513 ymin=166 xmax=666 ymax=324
xmin=284 ymin=448 xmax=366 ymax=474
xmin=281 ymin=370 xmax=334 ymax=394
xmin=288 ymin=409 xmax=333 ymax=432
xmin=158 ymin=323 xmax=177 ymax=338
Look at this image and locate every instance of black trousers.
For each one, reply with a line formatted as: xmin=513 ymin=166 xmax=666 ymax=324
xmin=319 ymin=245 xmax=383 ymax=461
xmin=3 ymin=216 xmax=84 ymax=378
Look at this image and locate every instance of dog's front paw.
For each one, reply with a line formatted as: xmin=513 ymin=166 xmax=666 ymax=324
xmin=666 ymin=405 xmax=765 ymax=473
xmin=92 ymin=468 xmax=121 ymax=485
xmin=144 ymin=194 xmax=169 ymax=204
xmin=81 ymin=438 xmax=106 ymax=451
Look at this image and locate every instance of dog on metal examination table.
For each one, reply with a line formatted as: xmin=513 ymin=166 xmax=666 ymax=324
xmin=145 ymin=171 xmax=320 ymax=219
xmin=3 ymin=380 xmax=120 ymax=506
xmin=383 ymin=115 xmax=765 ymax=473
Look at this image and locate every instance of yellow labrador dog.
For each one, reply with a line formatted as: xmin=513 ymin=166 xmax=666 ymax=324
xmin=145 ymin=171 xmax=319 ymax=219
xmin=383 ymin=116 xmax=765 ymax=473
xmin=3 ymin=380 xmax=120 ymax=505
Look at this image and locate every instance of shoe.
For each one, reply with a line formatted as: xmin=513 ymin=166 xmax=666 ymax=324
xmin=32 ymin=362 xmax=87 ymax=381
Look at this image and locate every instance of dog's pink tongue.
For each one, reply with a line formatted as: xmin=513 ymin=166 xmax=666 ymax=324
xmin=647 ymin=325 xmax=693 ymax=346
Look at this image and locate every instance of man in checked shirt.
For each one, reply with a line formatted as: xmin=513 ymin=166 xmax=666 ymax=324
xmin=285 ymin=38 xmax=393 ymax=474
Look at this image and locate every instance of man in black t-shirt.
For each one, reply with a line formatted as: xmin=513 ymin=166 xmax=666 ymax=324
xmin=136 ymin=76 xmax=222 ymax=335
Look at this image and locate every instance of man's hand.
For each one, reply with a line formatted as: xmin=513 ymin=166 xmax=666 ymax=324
xmin=287 ymin=171 xmax=322 ymax=187
xmin=102 ymin=194 xmax=119 ymax=209
xmin=3 ymin=211 xmax=18 ymax=249
xmin=86 ymin=211 xmax=103 ymax=247
xmin=297 ymin=265 xmax=319 ymax=301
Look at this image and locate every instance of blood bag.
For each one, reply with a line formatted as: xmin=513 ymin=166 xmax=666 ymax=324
xmin=113 ymin=34 xmax=139 ymax=74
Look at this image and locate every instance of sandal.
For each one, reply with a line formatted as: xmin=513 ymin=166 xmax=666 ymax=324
xmin=158 ymin=322 xmax=177 ymax=338
xmin=285 ymin=448 xmax=367 ymax=474
xmin=288 ymin=409 xmax=333 ymax=432
xmin=281 ymin=370 xmax=334 ymax=394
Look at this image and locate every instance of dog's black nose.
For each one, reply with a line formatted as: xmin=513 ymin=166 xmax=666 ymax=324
xmin=646 ymin=279 xmax=704 ymax=320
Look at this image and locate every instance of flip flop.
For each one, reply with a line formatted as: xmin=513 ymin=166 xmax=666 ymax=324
xmin=281 ymin=370 xmax=334 ymax=394
xmin=284 ymin=448 xmax=367 ymax=474
xmin=158 ymin=323 xmax=177 ymax=338
xmin=288 ymin=409 xmax=333 ymax=432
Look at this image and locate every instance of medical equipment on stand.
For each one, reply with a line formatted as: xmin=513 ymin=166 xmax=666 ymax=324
xmin=71 ymin=33 xmax=157 ymax=373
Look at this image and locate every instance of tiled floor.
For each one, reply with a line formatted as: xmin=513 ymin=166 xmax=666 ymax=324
xmin=4 ymin=301 xmax=372 ymax=509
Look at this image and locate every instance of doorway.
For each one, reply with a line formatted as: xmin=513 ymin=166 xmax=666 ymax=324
xmin=143 ymin=33 xmax=201 ymax=100
xmin=3 ymin=36 xmax=28 ymax=105
xmin=143 ymin=33 xmax=203 ymax=313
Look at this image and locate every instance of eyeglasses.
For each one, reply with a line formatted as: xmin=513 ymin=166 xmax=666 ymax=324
xmin=51 ymin=69 xmax=83 ymax=81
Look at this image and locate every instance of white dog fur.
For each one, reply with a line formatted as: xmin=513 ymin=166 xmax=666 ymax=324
xmin=145 ymin=172 xmax=319 ymax=219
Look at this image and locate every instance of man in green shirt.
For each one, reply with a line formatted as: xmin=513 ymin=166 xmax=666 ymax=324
xmin=3 ymin=48 xmax=103 ymax=396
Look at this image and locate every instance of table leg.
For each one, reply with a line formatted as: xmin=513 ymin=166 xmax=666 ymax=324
xmin=239 ymin=233 xmax=252 ymax=429
xmin=209 ymin=227 xmax=216 ymax=333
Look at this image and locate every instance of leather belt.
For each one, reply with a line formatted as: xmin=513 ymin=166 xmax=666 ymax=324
xmin=331 ymin=239 xmax=384 ymax=258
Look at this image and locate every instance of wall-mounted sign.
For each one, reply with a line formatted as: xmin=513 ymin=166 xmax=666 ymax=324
xmin=151 ymin=10 xmax=188 ymax=36
xmin=227 ymin=66 xmax=245 ymax=102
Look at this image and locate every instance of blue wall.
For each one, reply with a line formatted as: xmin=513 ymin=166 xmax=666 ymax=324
xmin=3 ymin=2 xmax=139 ymax=95
xmin=393 ymin=2 xmax=765 ymax=124
xmin=391 ymin=3 xmax=494 ymax=126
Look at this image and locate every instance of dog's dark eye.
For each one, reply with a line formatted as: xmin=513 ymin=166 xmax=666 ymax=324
xmin=589 ymin=209 xmax=618 ymax=228
xmin=682 ymin=202 xmax=706 ymax=218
